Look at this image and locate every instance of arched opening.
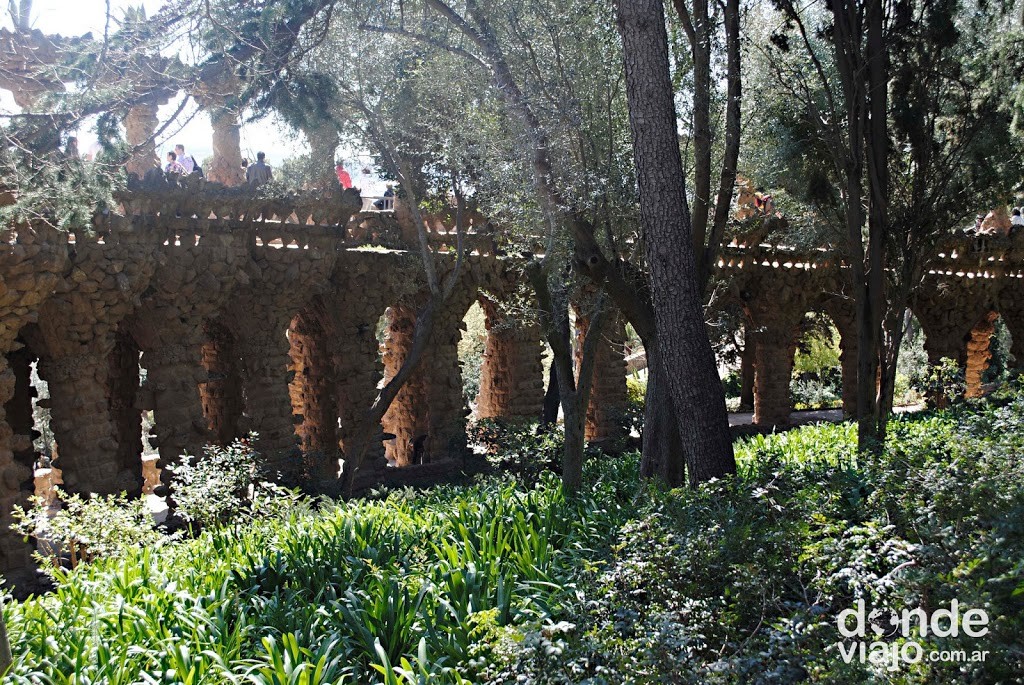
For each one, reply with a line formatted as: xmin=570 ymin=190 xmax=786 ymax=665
xmin=790 ymin=312 xmax=843 ymax=412
xmin=459 ymin=300 xmax=487 ymax=416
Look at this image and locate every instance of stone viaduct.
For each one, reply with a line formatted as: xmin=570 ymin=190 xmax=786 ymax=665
xmin=0 ymin=27 xmax=1021 ymax=579
xmin=2 ymin=175 xmax=1021 ymax=579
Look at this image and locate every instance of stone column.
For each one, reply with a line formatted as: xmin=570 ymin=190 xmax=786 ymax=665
xmin=208 ymin=107 xmax=245 ymax=186
xmin=108 ymin=333 xmax=144 ymax=497
xmin=199 ymin=321 xmax=243 ymax=446
xmin=381 ymin=303 xmax=468 ymax=466
xmin=332 ymin=310 xmax=387 ymax=476
xmin=139 ymin=340 xmax=211 ymax=482
xmin=124 ymin=99 xmax=159 ymax=178
xmin=750 ymin=324 xmax=799 ymax=426
xmin=575 ymin=309 xmax=628 ymax=447
xmin=0 ymin=357 xmax=33 ymax=573
xmin=40 ymin=350 xmax=128 ymax=495
xmin=288 ymin=310 xmax=339 ymax=479
xmin=425 ymin=311 xmax=469 ymax=462
xmin=965 ymin=312 xmax=999 ymax=398
xmin=0 ymin=220 xmax=69 ymax=577
xmin=475 ymin=297 xmax=545 ymax=420
xmin=5 ymin=348 xmax=37 ymax=487
xmin=382 ymin=306 xmax=430 ymax=467
xmin=238 ymin=328 xmax=299 ymax=455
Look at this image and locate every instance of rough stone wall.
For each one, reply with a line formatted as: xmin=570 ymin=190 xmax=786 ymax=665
xmin=0 ymin=221 xmax=67 ymax=576
xmin=31 ymin=226 xmax=158 ymax=496
xmin=475 ymin=296 xmax=545 ymax=420
xmin=128 ymin=220 xmax=249 ymax=485
xmin=2 ymin=182 xmax=1021 ymax=580
xmin=220 ymin=227 xmax=338 ymax=458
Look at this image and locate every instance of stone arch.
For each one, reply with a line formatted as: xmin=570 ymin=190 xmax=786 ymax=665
xmin=996 ymin=280 xmax=1024 ymax=372
xmin=381 ymin=283 xmax=480 ymax=467
xmin=806 ymin=293 xmax=858 ymax=417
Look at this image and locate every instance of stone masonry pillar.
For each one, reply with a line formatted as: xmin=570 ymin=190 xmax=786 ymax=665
xmin=238 ymin=328 xmax=300 ymax=455
xmin=475 ymin=297 xmax=545 ymax=420
xmin=332 ymin=309 xmax=387 ymax=476
xmin=108 ymin=333 xmax=145 ymax=497
xmin=289 ymin=309 xmax=339 ymax=479
xmin=0 ymin=357 xmax=33 ymax=574
xmin=965 ymin=312 xmax=999 ymax=399
xmin=124 ymin=99 xmax=160 ymax=178
xmin=575 ymin=309 xmax=627 ymax=447
xmin=208 ymin=107 xmax=245 ymax=186
xmin=199 ymin=321 xmax=243 ymax=446
xmin=750 ymin=324 xmax=799 ymax=427
xmin=381 ymin=303 xmax=469 ymax=467
xmin=40 ymin=350 xmax=129 ymax=495
xmin=382 ymin=306 xmax=429 ymax=467
xmin=426 ymin=310 xmax=470 ymax=463
xmin=5 ymin=348 xmax=37 ymax=493
xmin=739 ymin=335 xmax=755 ymax=411
xmin=139 ymin=339 xmax=211 ymax=483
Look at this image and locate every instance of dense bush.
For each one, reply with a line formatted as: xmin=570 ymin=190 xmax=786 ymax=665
xmin=5 ymin=394 xmax=1024 ymax=683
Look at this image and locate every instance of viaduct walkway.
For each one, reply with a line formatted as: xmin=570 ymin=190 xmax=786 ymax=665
xmin=0 ymin=176 xmax=1021 ymax=574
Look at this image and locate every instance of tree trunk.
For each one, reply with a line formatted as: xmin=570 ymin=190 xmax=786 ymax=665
xmin=699 ymin=0 xmax=742 ymax=289
xmin=616 ymin=0 xmax=736 ymax=485
xmin=863 ymin=0 xmax=889 ymax=447
xmin=739 ymin=338 xmax=755 ymax=411
xmin=541 ymin=355 xmax=560 ymax=427
xmin=639 ymin=345 xmax=685 ymax=487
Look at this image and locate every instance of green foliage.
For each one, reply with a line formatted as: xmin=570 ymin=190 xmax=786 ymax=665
xmin=8 ymin=396 xmax=1024 ymax=682
xmin=468 ymin=419 xmax=562 ymax=485
xmin=791 ymin=377 xmax=841 ymax=410
xmin=793 ymin=323 xmax=840 ymax=376
xmin=5 ymin=467 xmax=628 ymax=683
xmin=924 ymin=357 xmax=966 ymax=407
xmin=459 ymin=303 xmax=488 ymax=407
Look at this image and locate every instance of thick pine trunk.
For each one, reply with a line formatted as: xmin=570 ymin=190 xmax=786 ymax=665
xmin=739 ymin=338 xmax=755 ymax=411
xmin=616 ymin=0 xmax=736 ymax=485
xmin=639 ymin=346 xmax=685 ymax=487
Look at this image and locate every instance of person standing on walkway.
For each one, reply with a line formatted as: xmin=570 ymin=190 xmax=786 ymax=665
xmin=174 ymin=144 xmax=203 ymax=176
xmin=246 ymin=151 xmax=273 ymax=186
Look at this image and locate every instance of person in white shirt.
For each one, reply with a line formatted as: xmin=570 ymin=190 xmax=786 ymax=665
xmin=1012 ymin=208 xmax=1024 ymax=228
xmin=174 ymin=144 xmax=196 ymax=174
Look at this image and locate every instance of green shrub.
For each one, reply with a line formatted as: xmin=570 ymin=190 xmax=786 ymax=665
xmin=167 ymin=433 xmax=305 ymax=528
xmin=11 ymin=488 xmax=164 ymax=578
xmin=791 ymin=376 xmax=842 ymax=410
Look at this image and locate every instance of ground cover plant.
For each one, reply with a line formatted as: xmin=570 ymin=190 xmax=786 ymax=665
xmin=4 ymin=391 xmax=1024 ymax=683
